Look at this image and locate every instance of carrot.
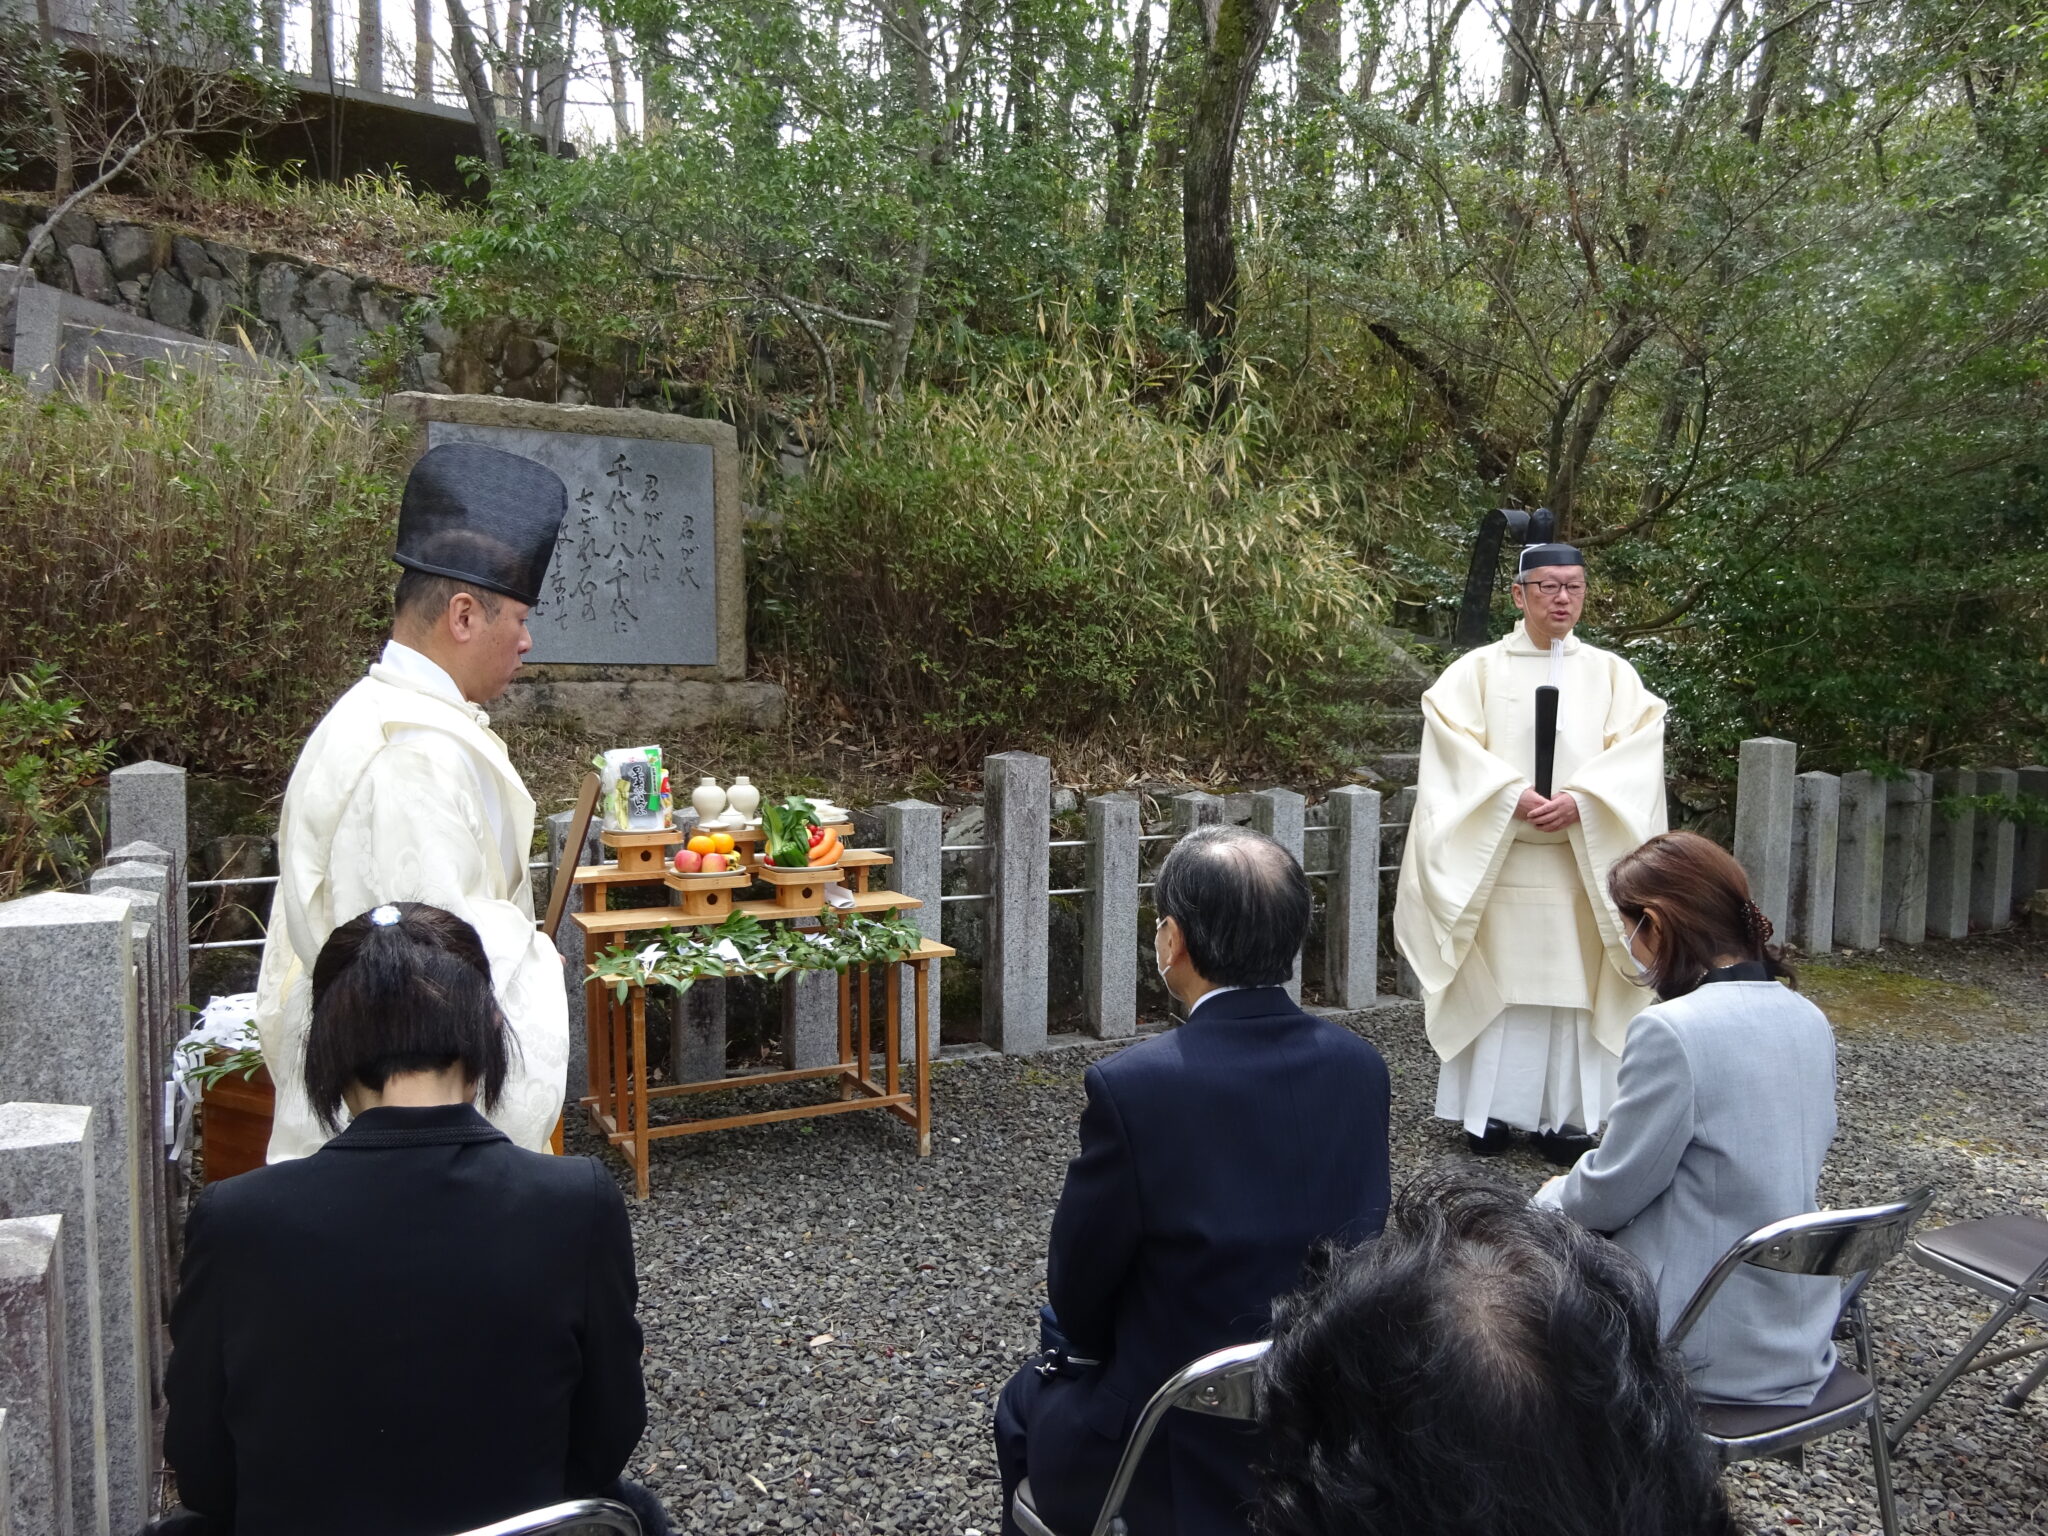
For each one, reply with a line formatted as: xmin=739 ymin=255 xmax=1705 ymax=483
xmin=809 ymin=834 xmax=844 ymax=866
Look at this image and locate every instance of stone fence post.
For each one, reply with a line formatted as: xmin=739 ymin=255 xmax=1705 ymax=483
xmin=1883 ymin=771 xmax=1933 ymax=945
xmin=983 ymin=752 xmax=1050 ymax=1054
xmin=1971 ymin=767 xmax=2018 ymax=931
xmin=1081 ymin=796 xmax=1138 ymax=1040
xmin=1927 ymin=770 xmax=1976 ymax=941
xmin=1788 ymin=772 xmax=1838 ymax=953
xmin=1171 ymin=793 xmax=1223 ymax=837
xmin=0 ymin=1213 xmax=69 ymax=1536
xmin=2018 ymin=766 xmax=2048 ymax=907
xmin=0 ymin=1106 xmax=105 ymax=1536
xmin=881 ymin=800 xmax=942 ymax=1059
xmin=1324 ymin=786 xmax=1381 ymax=1009
xmin=1251 ymin=789 xmax=1306 ymax=1000
xmin=1832 ymin=771 xmax=1885 ymax=951
xmin=107 ymin=763 xmax=187 ymax=1009
xmin=1734 ymin=738 xmax=1796 ymax=939
xmin=0 ymin=1405 xmax=13 ymax=1536
xmin=0 ymin=896 xmax=151 ymax=1534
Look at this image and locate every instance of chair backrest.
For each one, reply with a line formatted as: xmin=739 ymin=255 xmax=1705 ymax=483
xmin=448 ymin=1498 xmax=642 ymax=1536
xmin=1090 ymin=1340 xmax=1269 ymax=1536
xmin=1667 ymin=1187 xmax=1935 ymax=1350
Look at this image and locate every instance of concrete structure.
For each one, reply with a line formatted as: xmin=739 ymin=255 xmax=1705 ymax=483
xmin=4 ymin=272 xmax=253 ymax=397
xmin=1926 ymin=770 xmax=1976 ymax=941
xmin=880 ymin=801 xmax=942 ymax=1059
xmin=1324 ymin=787 xmax=1381 ymax=1009
xmin=1734 ymin=738 xmax=1797 ymax=939
xmin=780 ymin=972 xmax=839 ymax=1071
xmin=1971 ymin=768 xmax=2018 ymax=932
xmin=1831 ymin=770 xmax=1886 ymax=951
xmin=1788 ymin=771 xmax=1838 ymax=953
xmin=1081 ymin=796 xmax=1139 ymax=1039
xmin=1883 ymin=771 xmax=1933 ymax=946
xmin=0 ymin=1215 xmax=68 ymax=1536
xmin=0 ymin=897 xmax=150 ymax=1534
xmin=2018 ymin=767 xmax=2048 ymax=907
xmin=982 ymin=753 xmax=1052 ymax=1053
xmin=1251 ymin=789 xmax=1307 ymax=1000
xmin=0 ymin=1108 xmax=104 ymax=1536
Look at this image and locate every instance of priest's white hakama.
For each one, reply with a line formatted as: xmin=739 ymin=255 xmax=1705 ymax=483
xmin=253 ymin=645 xmax=569 ymax=1160
xmin=1394 ymin=622 xmax=1666 ymax=1135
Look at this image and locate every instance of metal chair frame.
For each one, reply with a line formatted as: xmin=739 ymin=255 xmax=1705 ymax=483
xmin=1886 ymin=1216 xmax=2048 ymax=1451
xmin=1668 ymin=1188 xmax=1933 ymax=1536
xmin=447 ymin=1498 xmax=642 ymax=1536
xmin=1009 ymin=1340 xmax=1269 ymax=1536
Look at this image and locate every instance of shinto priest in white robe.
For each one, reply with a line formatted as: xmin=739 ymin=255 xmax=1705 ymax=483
xmin=1393 ymin=619 xmax=1666 ymax=1135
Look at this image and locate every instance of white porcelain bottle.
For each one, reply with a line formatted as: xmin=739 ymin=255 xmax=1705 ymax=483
xmin=727 ymin=775 xmax=762 ymax=822
xmin=691 ymin=776 xmax=728 ymax=823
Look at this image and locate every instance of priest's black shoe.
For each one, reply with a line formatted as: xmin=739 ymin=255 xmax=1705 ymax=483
xmin=1535 ymin=1128 xmax=1598 ymax=1167
xmin=1465 ymin=1120 xmax=1513 ymax=1157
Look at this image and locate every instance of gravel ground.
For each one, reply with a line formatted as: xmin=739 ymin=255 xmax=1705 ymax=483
xmin=587 ymin=924 xmax=2048 ymax=1536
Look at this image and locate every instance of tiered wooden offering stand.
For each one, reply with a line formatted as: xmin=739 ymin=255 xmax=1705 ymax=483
xmin=572 ymin=822 xmax=953 ymax=1198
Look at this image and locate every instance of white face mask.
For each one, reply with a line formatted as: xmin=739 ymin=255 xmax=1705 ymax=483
xmin=1154 ymin=918 xmax=1172 ymax=983
xmin=1625 ymin=912 xmax=1652 ymax=979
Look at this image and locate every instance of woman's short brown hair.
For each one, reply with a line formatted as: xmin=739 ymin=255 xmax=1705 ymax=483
xmin=1607 ymin=831 xmax=1795 ymax=1000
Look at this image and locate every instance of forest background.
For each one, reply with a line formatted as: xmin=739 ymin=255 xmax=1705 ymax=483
xmin=2 ymin=0 xmax=2046 ymax=816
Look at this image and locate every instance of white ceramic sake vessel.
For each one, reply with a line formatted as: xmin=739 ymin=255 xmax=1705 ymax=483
xmin=726 ymin=775 xmax=763 ymax=821
xmin=691 ymin=776 xmax=728 ymax=823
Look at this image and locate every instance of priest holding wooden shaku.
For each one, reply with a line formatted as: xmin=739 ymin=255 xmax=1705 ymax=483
xmin=1393 ymin=543 xmax=1667 ymax=1163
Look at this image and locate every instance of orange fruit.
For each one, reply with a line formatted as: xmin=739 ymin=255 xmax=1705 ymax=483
xmin=686 ymin=834 xmax=715 ymax=856
xmin=711 ymin=832 xmax=736 ymax=854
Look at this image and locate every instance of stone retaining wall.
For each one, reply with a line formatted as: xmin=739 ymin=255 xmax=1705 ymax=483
xmin=0 ymin=197 xmax=696 ymax=410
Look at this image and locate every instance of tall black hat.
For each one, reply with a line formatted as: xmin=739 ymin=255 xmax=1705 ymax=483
xmin=1517 ymin=542 xmax=1586 ymax=574
xmin=394 ymin=443 xmax=568 ymax=607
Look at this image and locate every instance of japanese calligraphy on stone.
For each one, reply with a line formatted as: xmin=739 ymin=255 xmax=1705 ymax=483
xmin=424 ymin=420 xmax=717 ymax=665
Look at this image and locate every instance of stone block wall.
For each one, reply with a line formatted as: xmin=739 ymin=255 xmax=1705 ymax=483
xmin=0 ymin=197 xmax=690 ymax=409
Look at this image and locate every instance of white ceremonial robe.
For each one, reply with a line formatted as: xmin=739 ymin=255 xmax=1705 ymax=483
xmin=1393 ymin=621 xmax=1666 ymax=1135
xmin=253 ymin=654 xmax=569 ymax=1160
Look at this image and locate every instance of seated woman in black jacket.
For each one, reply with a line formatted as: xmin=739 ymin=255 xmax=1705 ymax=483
xmin=160 ymin=901 xmax=664 ymax=1536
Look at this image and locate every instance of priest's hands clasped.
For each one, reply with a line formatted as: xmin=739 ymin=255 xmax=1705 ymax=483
xmin=1516 ymin=786 xmax=1581 ymax=831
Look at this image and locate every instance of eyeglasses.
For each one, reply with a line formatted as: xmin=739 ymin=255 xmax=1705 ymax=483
xmin=1520 ymin=579 xmax=1587 ymax=598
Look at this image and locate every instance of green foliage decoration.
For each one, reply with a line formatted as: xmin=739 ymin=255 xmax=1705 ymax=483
xmin=589 ymin=907 xmax=929 ymax=1003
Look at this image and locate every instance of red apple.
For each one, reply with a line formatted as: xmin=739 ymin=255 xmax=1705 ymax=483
xmin=702 ymin=852 xmax=728 ymax=872
xmin=673 ymin=848 xmax=703 ymax=874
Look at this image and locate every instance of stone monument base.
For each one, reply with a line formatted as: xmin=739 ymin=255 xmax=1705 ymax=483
xmin=494 ymin=677 xmax=787 ymax=739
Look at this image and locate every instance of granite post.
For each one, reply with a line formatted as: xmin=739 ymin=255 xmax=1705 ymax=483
xmin=0 ymin=1406 xmax=12 ymax=1536
xmin=1251 ymin=789 xmax=1307 ymax=999
xmin=1926 ymin=770 xmax=1976 ymax=941
xmin=544 ymin=811 xmax=602 ymax=1101
xmin=1082 ymin=795 xmax=1139 ymax=1039
xmin=0 ymin=896 xmax=149 ymax=1534
xmin=2017 ymin=766 xmax=2048 ymax=904
xmin=1325 ymin=786 xmax=1381 ymax=1009
xmin=983 ymin=752 xmax=1051 ymax=1054
xmin=1882 ymin=771 xmax=1933 ymax=946
xmin=1385 ymin=786 xmax=1422 ymax=999
xmin=1788 ymin=772 xmax=1839 ymax=953
xmin=0 ymin=1214 xmax=69 ymax=1536
xmin=1971 ymin=767 xmax=2018 ymax=931
xmin=1734 ymin=738 xmax=1797 ymax=940
xmin=0 ymin=1106 xmax=105 ymax=1536
xmin=881 ymin=801 xmax=943 ymax=1059
xmin=1171 ymin=793 xmax=1223 ymax=837
xmin=1831 ymin=770 xmax=1885 ymax=951
xmin=106 ymin=764 xmax=187 ymax=1007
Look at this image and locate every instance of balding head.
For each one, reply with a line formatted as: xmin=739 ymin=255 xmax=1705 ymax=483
xmin=1153 ymin=824 xmax=1310 ymax=988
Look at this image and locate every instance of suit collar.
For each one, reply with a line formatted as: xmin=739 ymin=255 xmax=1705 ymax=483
xmin=1178 ymin=985 xmax=1300 ymax=1025
xmin=325 ymin=1103 xmax=509 ymax=1150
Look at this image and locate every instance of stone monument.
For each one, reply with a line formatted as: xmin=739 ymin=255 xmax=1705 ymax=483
xmin=387 ymin=395 xmax=783 ymax=738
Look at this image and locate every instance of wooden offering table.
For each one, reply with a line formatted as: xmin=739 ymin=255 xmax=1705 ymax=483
xmin=570 ymin=833 xmax=951 ymax=1199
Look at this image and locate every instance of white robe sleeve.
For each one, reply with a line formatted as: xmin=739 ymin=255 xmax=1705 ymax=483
xmin=323 ymin=742 xmax=569 ymax=1151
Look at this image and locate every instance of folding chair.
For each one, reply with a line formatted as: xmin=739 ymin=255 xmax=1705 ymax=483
xmin=1010 ymin=1339 xmax=1269 ymax=1536
xmin=1669 ymin=1188 xmax=1933 ymax=1536
xmin=1886 ymin=1210 xmax=2048 ymax=1451
xmin=448 ymin=1498 xmax=642 ymax=1536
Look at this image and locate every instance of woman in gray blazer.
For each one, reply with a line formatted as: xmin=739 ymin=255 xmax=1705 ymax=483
xmin=1535 ymin=831 xmax=1838 ymax=1407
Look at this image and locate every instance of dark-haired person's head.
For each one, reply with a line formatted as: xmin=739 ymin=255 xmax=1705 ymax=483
xmin=1152 ymin=824 xmax=1311 ymax=1000
xmin=1609 ymin=829 xmax=1795 ymax=1001
xmin=304 ymin=901 xmax=511 ymax=1131
xmin=1258 ymin=1176 xmax=1735 ymax=1536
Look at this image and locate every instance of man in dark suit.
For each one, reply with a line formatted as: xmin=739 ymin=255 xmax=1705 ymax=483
xmin=994 ymin=824 xmax=1393 ymax=1536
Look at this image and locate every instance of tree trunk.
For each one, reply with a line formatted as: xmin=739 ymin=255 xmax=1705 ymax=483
xmin=357 ymin=0 xmax=384 ymax=90
xmin=415 ymin=0 xmax=435 ymax=97
xmin=1182 ymin=0 xmax=1282 ymax=374
xmin=1006 ymin=0 xmax=1038 ymax=143
xmin=604 ymin=24 xmax=634 ymax=139
xmin=31 ymin=0 xmax=74 ymax=198
xmin=1290 ymin=0 xmax=1338 ymax=191
xmin=445 ymin=0 xmax=506 ymax=166
xmin=1099 ymin=0 xmax=1155 ymax=304
xmin=1741 ymin=0 xmax=1785 ymax=143
xmin=502 ymin=0 xmax=529 ymax=126
xmin=879 ymin=0 xmax=939 ymax=396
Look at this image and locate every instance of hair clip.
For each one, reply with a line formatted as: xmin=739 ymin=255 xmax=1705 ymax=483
xmin=369 ymin=904 xmax=403 ymax=928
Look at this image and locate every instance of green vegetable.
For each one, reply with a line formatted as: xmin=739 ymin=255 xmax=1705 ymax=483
xmin=759 ymin=794 xmax=821 ymax=867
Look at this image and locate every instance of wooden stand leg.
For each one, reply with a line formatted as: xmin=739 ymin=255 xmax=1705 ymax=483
xmin=838 ymin=967 xmax=854 ymax=1101
xmin=609 ymin=982 xmax=629 ymax=1139
xmin=913 ymin=958 xmax=932 ymax=1156
xmin=583 ymin=930 xmax=604 ymax=1108
xmin=630 ymin=986 xmax=651 ymax=1200
xmin=885 ymin=963 xmax=901 ymax=1100
xmin=856 ymin=965 xmax=872 ymax=1091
